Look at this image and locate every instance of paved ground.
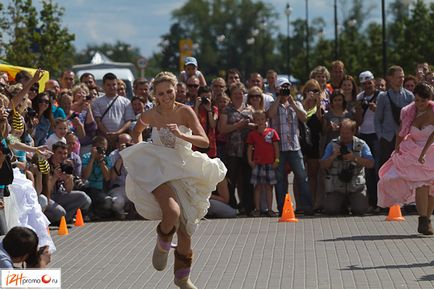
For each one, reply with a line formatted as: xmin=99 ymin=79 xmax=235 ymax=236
xmin=50 ymin=214 xmax=434 ymax=289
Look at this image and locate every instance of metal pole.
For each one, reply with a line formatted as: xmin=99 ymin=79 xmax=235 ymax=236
xmin=381 ymin=0 xmax=387 ymax=77
xmin=305 ymin=0 xmax=309 ymax=76
xmin=286 ymin=4 xmax=290 ymax=74
xmin=334 ymin=0 xmax=338 ymax=59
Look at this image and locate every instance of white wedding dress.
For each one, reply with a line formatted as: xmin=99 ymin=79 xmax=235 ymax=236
xmin=5 ymin=168 xmax=56 ymax=252
xmin=120 ymin=126 xmax=227 ymax=235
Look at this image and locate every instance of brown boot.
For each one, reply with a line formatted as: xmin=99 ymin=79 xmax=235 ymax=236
xmin=418 ymin=216 xmax=434 ymax=235
xmin=174 ymin=250 xmax=197 ymax=289
xmin=426 ymin=218 xmax=434 ymax=235
xmin=152 ymin=223 xmax=176 ymax=271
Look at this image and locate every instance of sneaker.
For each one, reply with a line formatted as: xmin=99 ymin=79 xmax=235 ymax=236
xmin=249 ymin=209 xmax=261 ymax=217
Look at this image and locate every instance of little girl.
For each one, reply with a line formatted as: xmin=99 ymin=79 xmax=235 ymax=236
xmin=247 ymin=110 xmax=280 ymax=217
xmin=46 ymin=118 xmax=68 ymax=150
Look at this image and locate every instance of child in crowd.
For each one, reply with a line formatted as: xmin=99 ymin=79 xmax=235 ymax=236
xmin=8 ymin=111 xmax=28 ymax=173
xmin=247 ymin=110 xmax=280 ymax=217
xmin=179 ymin=57 xmax=207 ymax=87
xmin=46 ymin=118 xmax=68 ymax=150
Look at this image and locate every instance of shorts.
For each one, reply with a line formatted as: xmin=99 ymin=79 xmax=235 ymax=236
xmin=250 ymin=164 xmax=277 ymax=185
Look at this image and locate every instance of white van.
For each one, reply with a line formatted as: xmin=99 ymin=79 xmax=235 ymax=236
xmin=75 ymin=67 xmax=135 ymax=98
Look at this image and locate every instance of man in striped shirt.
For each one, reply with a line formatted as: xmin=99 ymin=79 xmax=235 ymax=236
xmin=267 ymin=77 xmax=313 ymax=215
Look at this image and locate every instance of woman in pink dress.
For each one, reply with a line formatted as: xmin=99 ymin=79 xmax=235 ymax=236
xmin=378 ymin=82 xmax=434 ymax=235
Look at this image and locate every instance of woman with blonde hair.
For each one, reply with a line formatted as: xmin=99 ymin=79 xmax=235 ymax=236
xmin=246 ymin=86 xmax=264 ymax=110
xmin=121 ymin=71 xmax=226 ymax=288
xmin=301 ymin=79 xmax=324 ymax=210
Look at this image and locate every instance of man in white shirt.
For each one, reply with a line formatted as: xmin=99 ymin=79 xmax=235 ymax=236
xmin=356 ymin=71 xmax=380 ymax=211
xmin=92 ymin=73 xmax=135 ymax=152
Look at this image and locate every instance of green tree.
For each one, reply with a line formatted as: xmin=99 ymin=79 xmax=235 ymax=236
xmin=388 ymin=0 xmax=433 ymax=73
xmin=159 ymin=0 xmax=278 ymax=79
xmin=74 ymin=41 xmax=141 ymax=65
xmin=38 ymin=0 xmax=75 ymax=76
xmin=2 ymin=0 xmax=38 ymax=66
xmin=0 ymin=3 xmax=9 ymax=56
xmin=0 ymin=0 xmax=74 ymax=76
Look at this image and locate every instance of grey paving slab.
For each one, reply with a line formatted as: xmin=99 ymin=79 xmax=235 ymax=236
xmin=50 ymin=215 xmax=434 ymax=289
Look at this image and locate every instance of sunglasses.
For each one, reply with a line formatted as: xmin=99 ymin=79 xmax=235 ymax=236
xmin=249 ymin=94 xmax=262 ymax=98
xmin=187 ymin=84 xmax=199 ymax=88
xmin=308 ymin=89 xmax=320 ymax=94
xmin=39 ymin=99 xmax=50 ymax=104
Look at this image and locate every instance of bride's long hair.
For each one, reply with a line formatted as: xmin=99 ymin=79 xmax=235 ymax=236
xmin=152 ymin=72 xmax=178 ymax=106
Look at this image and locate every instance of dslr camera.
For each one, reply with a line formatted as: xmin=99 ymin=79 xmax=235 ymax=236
xmin=339 ymin=143 xmax=351 ymax=155
xmin=201 ymin=96 xmax=210 ymax=105
xmin=26 ymin=108 xmax=37 ymax=118
xmin=96 ymin=146 xmax=106 ymax=155
xmin=360 ymin=99 xmax=370 ymax=111
xmin=60 ymin=162 xmax=74 ymax=175
xmin=279 ymin=87 xmax=291 ymax=96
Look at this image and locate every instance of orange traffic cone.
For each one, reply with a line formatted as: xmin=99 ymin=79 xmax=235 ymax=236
xmin=386 ymin=204 xmax=405 ymax=221
xmin=58 ymin=216 xmax=69 ymax=235
xmin=279 ymin=193 xmax=298 ymax=223
xmin=74 ymin=208 xmax=85 ymax=227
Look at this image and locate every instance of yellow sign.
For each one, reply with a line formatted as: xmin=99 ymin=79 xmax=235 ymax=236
xmin=0 ymin=64 xmax=49 ymax=92
xmin=179 ymin=39 xmax=193 ymax=71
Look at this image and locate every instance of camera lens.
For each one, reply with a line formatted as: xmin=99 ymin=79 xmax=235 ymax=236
xmin=201 ymin=96 xmax=209 ymax=104
xmin=96 ymin=147 xmax=105 ymax=155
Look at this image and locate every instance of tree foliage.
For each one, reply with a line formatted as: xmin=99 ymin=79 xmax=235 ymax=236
xmin=74 ymin=41 xmax=142 ymax=65
xmin=153 ymin=0 xmax=434 ymax=83
xmin=0 ymin=0 xmax=75 ymax=76
xmin=157 ymin=0 xmax=278 ymax=79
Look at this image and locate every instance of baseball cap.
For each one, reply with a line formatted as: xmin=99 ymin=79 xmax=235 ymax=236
xmin=276 ymin=77 xmax=291 ymax=88
xmin=184 ymin=57 xmax=198 ymax=67
xmin=359 ymin=71 xmax=374 ymax=84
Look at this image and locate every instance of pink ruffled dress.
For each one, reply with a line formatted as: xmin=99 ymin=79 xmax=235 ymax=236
xmin=377 ymin=101 xmax=434 ymax=207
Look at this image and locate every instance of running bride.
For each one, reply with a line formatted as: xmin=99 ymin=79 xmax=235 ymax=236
xmin=120 ymin=72 xmax=227 ymax=289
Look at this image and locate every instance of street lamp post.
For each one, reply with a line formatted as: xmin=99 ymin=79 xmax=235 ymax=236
xmin=334 ymin=0 xmax=338 ymax=59
xmin=285 ymin=3 xmax=292 ymax=75
xmin=305 ymin=0 xmax=309 ymax=76
xmin=381 ymin=0 xmax=387 ymax=77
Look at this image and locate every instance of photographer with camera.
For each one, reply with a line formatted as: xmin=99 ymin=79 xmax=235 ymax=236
xmin=193 ymin=86 xmax=217 ymax=157
xmin=356 ymin=71 xmax=381 ymax=212
xmin=70 ymin=84 xmax=97 ymax=155
xmin=320 ymin=119 xmax=374 ymax=216
xmin=267 ymin=77 xmax=313 ymax=216
xmin=45 ymin=141 xmax=91 ymax=224
xmin=82 ymin=136 xmax=112 ymax=219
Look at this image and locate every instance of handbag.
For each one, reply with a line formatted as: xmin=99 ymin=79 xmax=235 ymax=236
xmin=387 ymin=91 xmax=402 ymax=125
xmin=298 ymin=120 xmax=313 ymax=148
xmin=0 ymin=140 xmax=14 ymax=186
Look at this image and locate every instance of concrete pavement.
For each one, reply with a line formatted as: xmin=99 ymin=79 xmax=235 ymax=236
xmin=50 ymin=215 xmax=434 ymax=289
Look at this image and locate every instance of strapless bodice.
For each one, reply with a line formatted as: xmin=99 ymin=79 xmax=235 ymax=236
xmin=151 ymin=125 xmax=192 ymax=150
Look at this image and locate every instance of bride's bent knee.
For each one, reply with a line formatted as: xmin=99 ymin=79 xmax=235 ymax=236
xmin=162 ymin=200 xmax=181 ymax=221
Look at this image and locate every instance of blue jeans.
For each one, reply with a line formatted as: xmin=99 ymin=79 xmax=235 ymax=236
xmin=276 ymin=150 xmax=312 ymax=214
xmin=358 ymin=133 xmax=379 ymax=207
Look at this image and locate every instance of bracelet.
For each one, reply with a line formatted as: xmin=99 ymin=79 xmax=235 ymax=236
xmin=138 ymin=116 xmax=147 ymax=126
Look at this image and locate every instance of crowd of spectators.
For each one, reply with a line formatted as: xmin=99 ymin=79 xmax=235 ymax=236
xmin=0 ymin=58 xmax=433 ymax=229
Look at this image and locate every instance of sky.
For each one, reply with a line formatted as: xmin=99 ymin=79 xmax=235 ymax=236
xmin=26 ymin=0 xmax=422 ymax=60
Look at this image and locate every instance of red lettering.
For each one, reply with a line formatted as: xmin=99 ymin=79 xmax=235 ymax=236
xmin=6 ymin=273 xmax=24 ymax=285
